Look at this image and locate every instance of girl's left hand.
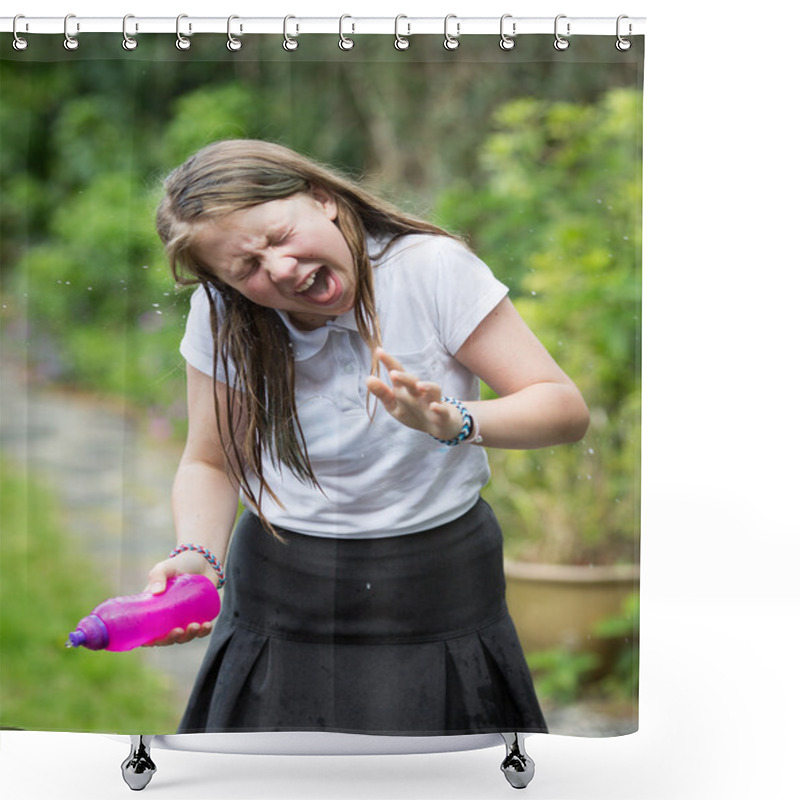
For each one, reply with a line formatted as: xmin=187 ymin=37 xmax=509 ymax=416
xmin=365 ymin=348 xmax=463 ymax=440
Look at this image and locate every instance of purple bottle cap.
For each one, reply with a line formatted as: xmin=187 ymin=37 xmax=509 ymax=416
xmin=66 ymin=630 xmax=87 ymax=648
xmin=65 ymin=615 xmax=109 ymax=650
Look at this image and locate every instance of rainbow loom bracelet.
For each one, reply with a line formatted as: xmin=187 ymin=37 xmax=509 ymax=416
xmin=433 ymin=396 xmax=482 ymax=446
xmin=169 ymin=544 xmax=226 ymax=588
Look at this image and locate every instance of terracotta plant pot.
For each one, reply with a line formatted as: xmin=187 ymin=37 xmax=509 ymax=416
xmin=504 ymin=561 xmax=640 ymax=657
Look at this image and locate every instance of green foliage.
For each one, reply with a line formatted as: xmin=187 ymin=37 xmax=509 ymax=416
xmin=593 ymin=592 xmax=640 ymax=701
xmin=0 ymin=459 xmax=180 ymax=732
xmin=438 ymin=88 xmax=642 ymax=564
xmin=525 ymin=592 xmax=639 ymax=706
xmin=526 ymin=647 xmax=601 ymax=706
xmin=11 ymin=171 xmax=186 ymax=410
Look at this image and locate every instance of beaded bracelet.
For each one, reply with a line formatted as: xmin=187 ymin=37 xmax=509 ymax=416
xmin=169 ymin=544 xmax=226 ymax=589
xmin=432 ymin=396 xmax=482 ymax=446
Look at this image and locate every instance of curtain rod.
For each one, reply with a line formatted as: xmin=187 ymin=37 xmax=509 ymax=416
xmin=1 ymin=15 xmax=646 ymax=39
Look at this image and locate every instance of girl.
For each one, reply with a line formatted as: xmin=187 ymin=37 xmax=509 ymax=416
xmin=146 ymin=139 xmax=589 ymax=737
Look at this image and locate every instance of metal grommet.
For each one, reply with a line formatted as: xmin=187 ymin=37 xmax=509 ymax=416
xmin=63 ymin=14 xmax=79 ymax=51
xmin=394 ymin=15 xmax=410 ymax=50
xmin=122 ymin=14 xmax=138 ymax=51
xmin=616 ymin=15 xmax=632 ymax=51
xmin=227 ymin=15 xmax=242 ymax=51
xmin=443 ymin=14 xmax=460 ymax=51
xmin=12 ymin=14 xmax=28 ymax=51
xmin=283 ymin=15 xmax=299 ymax=51
xmin=499 ymin=14 xmax=516 ymax=51
xmin=339 ymin=15 xmax=355 ymax=50
xmin=554 ymin=14 xmax=570 ymax=51
xmin=175 ymin=14 xmax=191 ymax=50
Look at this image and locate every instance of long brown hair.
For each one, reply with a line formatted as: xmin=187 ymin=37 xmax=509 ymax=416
xmin=156 ymin=140 xmax=452 ymax=530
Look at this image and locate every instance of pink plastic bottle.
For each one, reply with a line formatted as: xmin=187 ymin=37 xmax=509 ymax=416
xmin=66 ymin=574 xmax=221 ymax=651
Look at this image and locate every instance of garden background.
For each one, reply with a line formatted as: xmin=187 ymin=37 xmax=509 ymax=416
xmin=0 ymin=32 xmax=642 ymax=734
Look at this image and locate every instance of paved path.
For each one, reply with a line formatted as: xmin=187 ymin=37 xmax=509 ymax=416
xmin=0 ymin=358 xmax=633 ymax=736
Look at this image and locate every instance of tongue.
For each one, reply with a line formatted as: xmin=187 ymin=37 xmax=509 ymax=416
xmin=302 ymin=267 xmax=339 ymax=305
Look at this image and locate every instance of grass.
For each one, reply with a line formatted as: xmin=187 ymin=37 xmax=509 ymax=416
xmin=0 ymin=457 xmax=181 ymax=733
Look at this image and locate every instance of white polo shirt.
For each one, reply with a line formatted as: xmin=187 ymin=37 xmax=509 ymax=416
xmin=180 ymin=233 xmax=509 ymax=538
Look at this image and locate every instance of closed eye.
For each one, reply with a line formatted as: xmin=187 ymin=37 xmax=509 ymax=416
xmin=232 ymin=258 xmax=259 ymax=282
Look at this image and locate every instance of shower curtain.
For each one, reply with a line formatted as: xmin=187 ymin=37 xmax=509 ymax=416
xmin=0 ymin=17 xmax=643 ymax=747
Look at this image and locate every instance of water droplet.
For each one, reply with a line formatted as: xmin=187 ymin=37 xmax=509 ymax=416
xmin=366 ymin=582 xmax=371 ymax=590
xmin=530 ymin=290 xmax=537 ymax=296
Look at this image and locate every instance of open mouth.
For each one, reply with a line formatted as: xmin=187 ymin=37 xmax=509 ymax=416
xmin=296 ymin=270 xmax=319 ymax=293
xmin=294 ymin=266 xmax=342 ymax=306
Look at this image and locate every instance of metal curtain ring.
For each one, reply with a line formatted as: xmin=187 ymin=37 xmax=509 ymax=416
xmin=122 ymin=14 xmax=138 ymax=51
xmin=616 ymin=14 xmax=632 ymax=51
xmin=443 ymin=14 xmax=460 ymax=51
xmin=176 ymin=14 xmax=191 ymax=50
xmin=339 ymin=15 xmax=355 ymax=50
xmin=499 ymin=14 xmax=516 ymax=51
xmin=283 ymin=15 xmax=299 ymax=51
xmin=394 ymin=15 xmax=410 ymax=50
xmin=12 ymin=14 xmax=28 ymax=51
xmin=227 ymin=15 xmax=242 ymax=51
xmin=63 ymin=14 xmax=79 ymax=51
xmin=554 ymin=14 xmax=570 ymax=51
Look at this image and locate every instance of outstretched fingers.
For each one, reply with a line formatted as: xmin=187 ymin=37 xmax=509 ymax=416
xmin=374 ymin=347 xmax=405 ymax=373
xmin=365 ymin=375 xmax=397 ymax=411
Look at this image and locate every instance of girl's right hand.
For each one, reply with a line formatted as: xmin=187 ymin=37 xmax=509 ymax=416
xmin=142 ymin=551 xmax=218 ymax=647
xmin=141 ymin=619 xmax=214 ymax=647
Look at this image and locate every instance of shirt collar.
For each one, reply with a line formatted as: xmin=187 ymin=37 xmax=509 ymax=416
xmin=275 ymin=307 xmax=360 ymax=361
xmin=273 ymin=234 xmax=390 ymax=361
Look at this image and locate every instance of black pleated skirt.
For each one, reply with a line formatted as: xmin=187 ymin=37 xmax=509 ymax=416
xmin=178 ymin=498 xmax=548 ymax=736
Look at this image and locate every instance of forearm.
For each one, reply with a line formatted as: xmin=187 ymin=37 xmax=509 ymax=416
xmin=171 ymin=458 xmax=241 ymax=569
xmin=144 ymin=459 xmax=239 ymax=640
xmin=463 ymin=382 xmax=589 ymax=450
xmin=368 ymin=344 xmax=590 ymax=452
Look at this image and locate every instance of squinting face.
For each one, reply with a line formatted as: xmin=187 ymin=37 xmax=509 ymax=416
xmin=192 ymin=188 xmax=357 ymax=330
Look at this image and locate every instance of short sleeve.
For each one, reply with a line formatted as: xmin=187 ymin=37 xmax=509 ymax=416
xmin=432 ymin=238 xmax=509 ymax=354
xmin=179 ymin=286 xmax=234 ymax=383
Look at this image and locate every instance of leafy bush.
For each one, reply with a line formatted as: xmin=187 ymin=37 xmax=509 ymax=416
xmin=437 ymin=88 xmax=642 ymax=564
xmin=11 ymin=172 xmax=187 ymax=412
xmin=593 ymin=592 xmax=640 ymax=701
xmin=526 ymin=647 xmax=601 ymax=706
xmin=525 ymin=592 xmax=639 ymax=707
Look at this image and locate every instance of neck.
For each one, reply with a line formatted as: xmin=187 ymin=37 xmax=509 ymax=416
xmin=287 ymin=311 xmax=337 ymax=330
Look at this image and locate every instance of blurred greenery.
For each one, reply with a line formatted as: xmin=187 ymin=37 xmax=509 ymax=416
xmin=0 ymin=35 xmax=641 ymax=564
xmin=438 ymin=88 xmax=642 ymax=564
xmin=594 ymin=592 xmax=640 ymax=703
xmin=526 ymin=592 xmax=639 ymax=708
xmin=526 ymin=647 xmax=601 ymax=707
xmin=0 ymin=459 xmax=181 ymax=732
